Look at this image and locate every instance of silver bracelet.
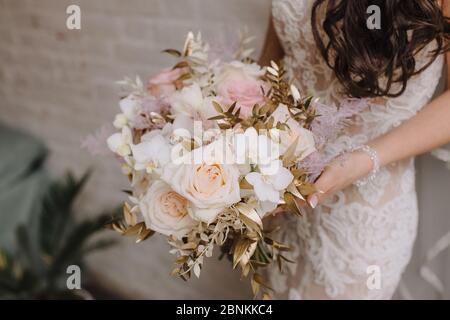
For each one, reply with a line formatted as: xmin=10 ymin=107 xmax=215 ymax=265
xmin=349 ymin=145 xmax=380 ymax=187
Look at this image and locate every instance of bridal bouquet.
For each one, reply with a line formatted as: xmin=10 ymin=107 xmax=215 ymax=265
xmin=99 ymin=32 xmax=364 ymax=298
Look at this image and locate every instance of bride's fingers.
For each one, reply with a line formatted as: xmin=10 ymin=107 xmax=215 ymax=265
xmin=294 ymin=198 xmax=308 ymax=208
xmin=271 ymin=207 xmax=286 ymax=216
xmin=307 ymin=168 xmax=334 ymax=208
xmin=307 ymin=191 xmax=325 ymax=209
xmin=307 ymin=179 xmax=328 ymax=208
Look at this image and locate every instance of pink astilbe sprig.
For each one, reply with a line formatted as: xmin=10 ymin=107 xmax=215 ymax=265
xmin=208 ymin=27 xmax=256 ymax=63
xmin=208 ymin=39 xmax=237 ymax=63
xmin=299 ymin=98 xmax=367 ymax=181
xmin=311 ymin=98 xmax=368 ymax=147
xmin=81 ymin=124 xmax=115 ymax=156
xmin=297 ymin=151 xmax=334 ymax=182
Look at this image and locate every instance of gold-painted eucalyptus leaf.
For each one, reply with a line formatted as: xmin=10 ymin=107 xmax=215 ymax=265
xmin=282 ymin=136 xmax=299 ymax=167
xmin=233 ymin=238 xmax=253 ymax=269
xmin=172 ymin=61 xmax=189 ymax=69
xmin=123 ymin=202 xmax=137 ymax=226
xmin=298 ymin=183 xmax=318 ymax=196
xmin=162 ymin=49 xmax=182 ymax=57
xmin=287 ymin=182 xmax=305 ymax=201
xmin=212 ymin=101 xmax=224 ymax=113
xmin=284 ymin=193 xmax=303 ymax=216
xmin=122 ymin=222 xmax=145 ymax=236
xmin=136 ymin=228 xmax=155 ymax=243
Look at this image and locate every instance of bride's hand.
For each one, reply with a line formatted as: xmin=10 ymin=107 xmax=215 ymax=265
xmin=305 ymin=151 xmax=374 ymax=208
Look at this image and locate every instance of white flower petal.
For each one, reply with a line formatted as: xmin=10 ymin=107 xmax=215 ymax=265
xmin=271 ymin=104 xmax=291 ymax=123
xmin=245 ymin=172 xmax=262 ymax=187
xmin=117 ymin=145 xmax=131 ymax=157
xmin=290 ymin=84 xmax=301 ymax=102
xmin=131 ymin=141 xmax=153 ymax=162
xmin=131 ymin=135 xmax=171 ymax=172
xmin=253 ymin=178 xmax=280 ymax=203
xmin=170 ymin=83 xmax=203 ymax=116
xmin=268 ymin=167 xmax=294 ymax=191
xmin=256 ymin=201 xmax=278 ymax=218
xmin=246 ymin=171 xmax=282 ymax=203
xmin=122 ymin=126 xmax=133 ymax=144
xmin=113 ymin=114 xmax=128 ymax=129
xmin=259 ymin=159 xmax=283 ymax=176
xmin=172 ymin=114 xmax=195 ymax=134
xmin=107 ymin=133 xmax=123 ymax=153
xmin=120 ymin=95 xmax=139 ymax=119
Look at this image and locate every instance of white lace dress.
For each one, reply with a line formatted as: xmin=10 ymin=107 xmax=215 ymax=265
xmin=269 ymin=0 xmax=444 ymax=299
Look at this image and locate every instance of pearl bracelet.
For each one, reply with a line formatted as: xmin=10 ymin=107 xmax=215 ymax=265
xmin=349 ymin=144 xmax=380 ymax=187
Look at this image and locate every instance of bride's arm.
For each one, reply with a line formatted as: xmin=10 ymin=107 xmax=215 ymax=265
xmin=308 ymin=53 xmax=450 ymax=208
xmin=258 ymin=15 xmax=285 ymax=66
xmin=307 ymin=1 xmax=450 ymax=208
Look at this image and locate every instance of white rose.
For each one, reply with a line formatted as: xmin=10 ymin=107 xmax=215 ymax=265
xmin=162 ymin=158 xmax=241 ymax=223
xmin=139 ymin=181 xmax=196 ymax=239
xmin=271 ymin=104 xmax=316 ymax=161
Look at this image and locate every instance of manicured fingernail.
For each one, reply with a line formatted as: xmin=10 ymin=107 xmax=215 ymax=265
xmin=308 ymin=195 xmax=318 ymax=209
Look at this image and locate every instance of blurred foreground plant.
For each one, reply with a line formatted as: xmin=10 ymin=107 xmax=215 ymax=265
xmin=0 ymin=172 xmax=116 ymax=299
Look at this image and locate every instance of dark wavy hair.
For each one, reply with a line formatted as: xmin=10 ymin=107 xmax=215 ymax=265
xmin=311 ymin=0 xmax=450 ymax=98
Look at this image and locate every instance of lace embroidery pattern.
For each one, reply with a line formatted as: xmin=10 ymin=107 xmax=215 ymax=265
xmin=270 ymin=0 xmax=443 ymax=299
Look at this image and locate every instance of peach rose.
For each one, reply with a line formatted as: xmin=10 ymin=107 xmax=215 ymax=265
xmin=139 ymin=181 xmax=196 ymax=239
xmin=162 ymin=161 xmax=241 ymax=223
xmin=215 ymin=61 xmax=267 ymax=119
xmin=147 ymin=67 xmax=188 ymax=97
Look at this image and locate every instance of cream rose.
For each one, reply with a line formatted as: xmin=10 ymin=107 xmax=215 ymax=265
xmin=139 ymin=181 xmax=196 ymax=239
xmin=162 ymin=161 xmax=241 ymax=223
xmin=271 ymin=104 xmax=316 ymax=161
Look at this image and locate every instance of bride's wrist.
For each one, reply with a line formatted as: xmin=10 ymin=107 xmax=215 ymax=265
xmin=348 ymin=145 xmax=380 ymax=187
xmin=351 ymin=150 xmax=374 ymax=177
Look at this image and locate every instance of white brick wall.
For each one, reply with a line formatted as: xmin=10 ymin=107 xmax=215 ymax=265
xmin=0 ymin=0 xmax=271 ymax=298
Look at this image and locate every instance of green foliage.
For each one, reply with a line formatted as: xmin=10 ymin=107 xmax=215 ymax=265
xmin=0 ymin=172 xmax=116 ymax=299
